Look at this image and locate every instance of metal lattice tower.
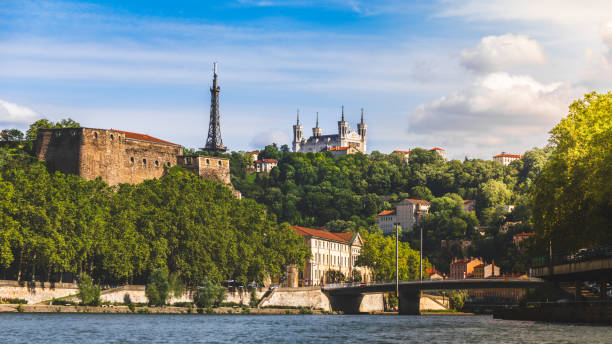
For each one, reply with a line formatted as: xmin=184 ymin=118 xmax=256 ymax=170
xmin=204 ymin=62 xmax=227 ymax=153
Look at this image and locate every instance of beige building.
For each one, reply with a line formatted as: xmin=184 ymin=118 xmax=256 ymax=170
xmin=253 ymin=158 xmax=278 ymax=173
xmin=472 ymin=262 xmax=500 ymax=278
xmin=430 ymin=147 xmax=446 ymax=160
xmin=392 ymin=150 xmax=411 ymax=163
xmin=293 ymin=226 xmax=369 ymax=286
xmin=493 ymin=152 xmax=521 ymax=166
xmin=327 ymin=146 xmax=359 ymax=157
xmin=376 ymin=198 xmax=430 ymax=234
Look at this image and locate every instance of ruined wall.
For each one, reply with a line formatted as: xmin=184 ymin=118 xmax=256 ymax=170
xmin=36 ymin=128 xmax=183 ymax=186
xmin=35 ymin=128 xmax=82 ymax=176
xmin=177 ymin=156 xmax=231 ymax=185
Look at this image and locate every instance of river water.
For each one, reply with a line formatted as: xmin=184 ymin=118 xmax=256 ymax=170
xmin=1 ymin=313 xmax=611 ymax=343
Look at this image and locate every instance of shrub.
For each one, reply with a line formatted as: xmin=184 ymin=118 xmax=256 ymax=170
xmin=0 ymin=298 xmax=27 ymax=304
xmin=146 ymin=269 xmax=169 ymax=306
xmin=51 ymin=298 xmax=76 ymax=306
xmin=123 ymin=294 xmax=132 ymax=305
xmin=17 ymin=304 xmax=24 ymax=312
xmin=197 ymin=307 xmax=204 ymax=314
xmin=448 ymin=290 xmax=468 ymax=311
xmin=193 ymin=277 xmax=226 ymax=308
xmin=298 ymin=307 xmax=313 ymax=314
xmin=137 ymin=307 xmax=151 ymax=314
xmin=205 ymin=307 xmax=214 ymax=315
xmin=78 ymin=273 xmax=101 ymax=306
xmin=128 ymin=302 xmax=136 ymax=313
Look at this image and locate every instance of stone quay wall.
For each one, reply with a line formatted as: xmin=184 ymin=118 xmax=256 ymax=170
xmin=0 ymin=280 xmax=79 ymax=304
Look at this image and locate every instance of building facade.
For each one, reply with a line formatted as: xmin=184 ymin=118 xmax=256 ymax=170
xmin=292 ymin=107 xmax=367 ymax=154
xmin=472 ymin=262 xmax=500 ymax=278
xmin=292 ymin=226 xmax=369 ymax=286
xmin=253 ymin=159 xmax=278 ymax=173
xmin=376 ymin=198 xmax=430 ymax=234
xmin=177 ymin=155 xmax=231 ymax=184
xmin=449 ymin=257 xmax=483 ymax=279
xmin=493 ymin=152 xmax=521 ymax=166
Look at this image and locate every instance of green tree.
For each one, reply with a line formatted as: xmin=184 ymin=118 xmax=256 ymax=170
xmin=78 ymin=273 xmax=101 ymax=306
xmin=448 ymin=290 xmax=468 ymax=311
xmin=356 ymin=231 xmax=429 ymax=281
xmin=146 ymin=269 xmax=170 ymax=306
xmin=193 ymin=277 xmax=226 ymax=308
xmin=0 ymin=129 xmax=24 ymax=142
xmin=533 ymin=92 xmax=612 ymax=251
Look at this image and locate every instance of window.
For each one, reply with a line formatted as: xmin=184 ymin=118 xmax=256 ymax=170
xmin=130 ymin=157 xmax=134 ymax=164
xmin=186 ymin=157 xmax=192 ymax=164
xmin=93 ymin=132 xmax=98 ymax=139
xmin=167 ymin=162 xmax=171 ymax=167
xmin=218 ymin=160 xmax=222 ymax=166
xmin=155 ymin=160 xmax=159 ymax=167
xmin=110 ymin=134 xmax=114 ymax=141
xmin=143 ymin=158 xmax=147 ymax=165
xmin=206 ymin=158 xmax=210 ymax=165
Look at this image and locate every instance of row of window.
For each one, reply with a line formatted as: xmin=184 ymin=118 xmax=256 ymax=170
xmin=184 ymin=157 xmax=223 ymax=167
xmin=314 ymin=239 xmax=348 ymax=252
xmin=129 ymin=156 xmax=171 ymax=168
xmin=314 ymin=253 xmax=351 ymax=267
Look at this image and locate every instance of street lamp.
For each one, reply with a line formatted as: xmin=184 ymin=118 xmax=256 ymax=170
xmin=394 ymin=223 xmax=400 ymax=298
xmin=420 ymin=224 xmax=423 ymax=283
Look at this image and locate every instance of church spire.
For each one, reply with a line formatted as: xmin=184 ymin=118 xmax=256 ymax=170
xmin=361 ymin=108 xmax=364 ymax=124
xmin=341 ymin=105 xmax=345 ymax=121
xmin=316 ymin=112 xmax=319 ymax=128
xmin=297 ymin=109 xmax=300 ymax=125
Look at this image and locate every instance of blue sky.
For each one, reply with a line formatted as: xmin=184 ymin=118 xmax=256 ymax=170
xmin=1 ymin=0 xmax=611 ymax=159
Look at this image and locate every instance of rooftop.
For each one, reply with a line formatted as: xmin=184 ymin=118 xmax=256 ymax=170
xmin=378 ymin=210 xmax=396 ymax=216
xmin=403 ymin=198 xmax=430 ymax=205
xmin=292 ymin=226 xmax=355 ymax=244
xmin=430 ymin=147 xmax=444 ymax=151
xmin=112 ymin=129 xmax=180 ymax=146
xmin=494 ymin=153 xmax=522 ymax=159
xmin=392 ymin=150 xmax=411 ymax=155
xmin=328 ymin=146 xmax=349 ymax=151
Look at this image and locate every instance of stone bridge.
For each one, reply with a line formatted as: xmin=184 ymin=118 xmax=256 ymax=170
xmin=323 ymin=278 xmax=545 ymax=315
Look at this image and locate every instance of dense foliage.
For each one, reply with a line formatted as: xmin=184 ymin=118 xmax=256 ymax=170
xmin=533 ymin=92 xmax=612 ymax=252
xmin=356 ymin=231 xmax=431 ymax=281
xmin=77 ymin=273 xmax=101 ymax=306
xmin=193 ymin=277 xmax=226 ymax=308
xmin=0 ymin=145 xmax=309 ymax=285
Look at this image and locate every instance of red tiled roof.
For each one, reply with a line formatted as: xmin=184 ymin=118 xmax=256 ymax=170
xmin=113 ymin=130 xmax=180 ymax=146
xmin=329 ymin=146 xmax=349 ymax=151
xmin=263 ymin=159 xmax=278 ymax=163
xmin=292 ymin=226 xmax=354 ymax=244
xmin=463 ymin=200 xmax=474 ymax=203
xmin=378 ymin=210 xmax=396 ymax=216
xmin=494 ymin=153 xmax=521 ymax=158
xmin=514 ymin=232 xmax=535 ymax=237
xmin=403 ymin=198 xmax=430 ymax=205
xmin=430 ymin=147 xmax=444 ymax=151
xmin=393 ymin=150 xmax=411 ymax=155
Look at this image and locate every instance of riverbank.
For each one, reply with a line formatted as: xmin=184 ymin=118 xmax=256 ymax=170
xmin=0 ymin=304 xmax=332 ymax=315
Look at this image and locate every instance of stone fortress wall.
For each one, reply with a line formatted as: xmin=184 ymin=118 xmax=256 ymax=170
xmin=35 ymin=127 xmax=231 ymax=188
xmin=177 ymin=155 xmax=231 ymax=185
xmin=36 ymin=128 xmax=183 ymax=186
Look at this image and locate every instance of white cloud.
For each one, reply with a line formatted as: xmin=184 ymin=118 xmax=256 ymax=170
xmin=0 ymin=99 xmax=39 ymax=126
xmin=460 ymin=34 xmax=546 ymax=73
xmin=408 ymin=72 xmax=583 ymax=158
xmin=601 ymin=22 xmax=612 ymax=50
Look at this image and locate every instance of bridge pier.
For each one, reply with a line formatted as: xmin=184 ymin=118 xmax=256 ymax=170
xmin=398 ymin=289 xmax=421 ymax=315
xmin=328 ymin=294 xmax=365 ymax=314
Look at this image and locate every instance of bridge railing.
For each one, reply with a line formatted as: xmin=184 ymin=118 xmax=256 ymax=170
xmin=322 ymin=277 xmax=543 ymax=290
xmin=532 ymin=245 xmax=612 ymax=268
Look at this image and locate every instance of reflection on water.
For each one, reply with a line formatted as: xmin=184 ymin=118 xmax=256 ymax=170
xmin=1 ymin=313 xmax=611 ymax=344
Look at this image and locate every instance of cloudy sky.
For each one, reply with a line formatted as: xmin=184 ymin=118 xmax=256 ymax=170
xmin=1 ymin=0 xmax=611 ymax=159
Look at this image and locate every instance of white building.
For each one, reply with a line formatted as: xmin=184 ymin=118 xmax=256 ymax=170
xmin=376 ymin=198 xmax=430 ymax=234
xmin=430 ymin=147 xmax=446 ymax=160
xmin=493 ymin=152 xmax=521 ymax=166
xmin=293 ymin=226 xmax=370 ymax=286
xmin=292 ymin=107 xmax=367 ymax=154
xmin=253 ymin=159 xmax=278 ymax=173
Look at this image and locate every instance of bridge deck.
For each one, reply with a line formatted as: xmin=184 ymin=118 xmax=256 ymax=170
xmin=323 ymin=278 xmax=545 ymax=295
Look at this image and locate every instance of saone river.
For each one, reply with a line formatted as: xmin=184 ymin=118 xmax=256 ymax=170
xmin=1 ymin=313 xmax=611 ymax=343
